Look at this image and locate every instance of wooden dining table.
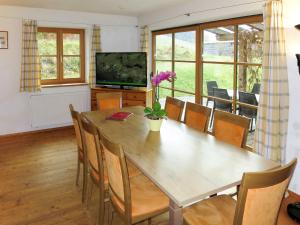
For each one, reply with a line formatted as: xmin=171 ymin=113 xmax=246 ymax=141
xmin=83 ymin=106 xmax=279 ymax=225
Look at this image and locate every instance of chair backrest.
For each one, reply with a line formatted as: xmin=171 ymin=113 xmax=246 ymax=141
xmin=69 ymin=104 xmax=84 ymax=151
xmin=238 ymin=91 xmax=258 ymax=118
xmin=99 ymin=133 xmax=132 ymax=224
xmin=207 ymin=81 xmax=218 ymax=97
xmin=184 ymin=102 xmax=211 ymax=132
xmin=212 ymin=110 xmax=250 ymax=148
xmin=251 ymin=83 xmax=261 ymax=95
xmin=233 ymin=159 xmax=297 ymax=225
xmin=213 ymin=88 xmax=232 ymax=112
xmin=96 ymin=92 xmax=122 ymax=111
xmin=80 ymin=116 xmax=105 ymax=187
xmin=165 ymin=96 xmax=185 ymax=121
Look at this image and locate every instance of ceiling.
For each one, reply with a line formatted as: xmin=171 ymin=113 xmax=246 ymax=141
xmin=0 ymin=0 xmax=189 ymax=16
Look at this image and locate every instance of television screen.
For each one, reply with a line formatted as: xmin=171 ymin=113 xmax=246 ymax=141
xmin=96 ymin=52 xmax=147 ymax=87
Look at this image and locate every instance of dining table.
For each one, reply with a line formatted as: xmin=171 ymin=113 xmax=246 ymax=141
xmin=83 ymin=106 xmax=279 ymax=225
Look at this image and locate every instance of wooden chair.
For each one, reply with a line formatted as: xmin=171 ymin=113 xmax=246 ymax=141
xmin=69 ymin=104 xmax=87 ymax=203
xmin=212 ymin=110 xmax=250 ymax=148
xmin=80 ymin=116 xmax=141 ymax=225
xmin=165 ymin=96 xmax=185 ymax=121
xmin=183 ymin=159 xmax=297 ymax=225
xmin=96 ymin=92 xmax=122 ymax=111
xmin=99 ymin=133 xmax=169 ymax=225
xmin=80 ymin=116 xmax=108 ymax=225
xmin=184 ymin=102 xmax=211 ymax=132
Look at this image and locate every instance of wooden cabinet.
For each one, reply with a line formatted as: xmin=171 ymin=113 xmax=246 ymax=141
xmin=91 ymin=87 xmax=152 ymax=111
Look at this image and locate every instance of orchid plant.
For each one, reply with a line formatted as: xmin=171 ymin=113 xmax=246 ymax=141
xmin=144 ymin=71 xmax=176 ymax=120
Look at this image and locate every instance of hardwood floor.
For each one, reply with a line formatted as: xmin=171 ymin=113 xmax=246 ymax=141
xmin=0 ymin=127 xmax=299 ymax=225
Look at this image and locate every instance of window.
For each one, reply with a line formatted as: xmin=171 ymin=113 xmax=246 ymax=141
xmin=153 ymin=27 xmax=197 ymax=105
xmin=152 ymin=15 xmax=263 ymax=147
xmin=37 ymin=28 xmax=85 ymax=85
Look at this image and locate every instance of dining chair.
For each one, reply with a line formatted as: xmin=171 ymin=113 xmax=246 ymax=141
xmin=182 ymin=158 xmax=297 ymax=225
xmin=99 ymin=133 xmax=169 ymax=225
xmin=212 ymin=110 xmax=250 ymax=148
xmin=69 ymin=104 xmax=87 ymax=203
xmin=184 ymin=102 xmax=212 ymax=132
xmin=96 ymin=92 xmax=122 ymax=110
xmin=165 ymin=96 xmax=185 ymax=121
xmin=80 ymin=116 xmax=141 ymax=225
xmin=80 ymin=115 xmax=108 ymax=225
xmin=251 ymin=83 xmax=261 ymax=95
xmin=238 ymin=91 xmax=258 ymax=131
xmin=206 ymin=81 xmax=218 ymax=107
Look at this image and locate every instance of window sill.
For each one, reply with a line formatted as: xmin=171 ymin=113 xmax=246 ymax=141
xmin=41 ymin=83 xmax=89 ymax=88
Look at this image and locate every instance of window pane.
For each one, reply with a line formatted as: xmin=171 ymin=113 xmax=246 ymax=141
xmin=158 ymin=87 xmax=172 ymax=106
xmin=37 ymin=32 xmax=57 ymax=55
xmin=237 ymin=65 xmax=262 ymax=94
xmin=174 ymin=91 xmax=195 ymax=103
xmin=175 ymin=31 xmax=196 ymax=61
xmin=63 ymin=57 xmax=80 ymax=79
xmin=174 ymin=62 xmax=195 ymax=94
xmin=202 ymin=63 xmax=234 ymax=96
xmin=155 ymin=61 xmax=172 ymax=88
xmin=238 ymin=23 xmax=263 ymax=64
xmin=63 ymin=33 xmax=80 ymax=55
xmin=40 ymin=57 xmax=57 ymax=80
xmin=156 ymin=34 xmax=172 ymax=60
xmin=203 ymin=26 xmax=234 ymax=62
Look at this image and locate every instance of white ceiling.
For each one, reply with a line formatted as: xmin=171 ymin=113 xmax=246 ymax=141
xmin=0 ymin=0 xmax=189 ymax=16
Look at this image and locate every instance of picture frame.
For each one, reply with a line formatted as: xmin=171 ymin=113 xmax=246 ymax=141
xmin=0 ymin=31 xmax=8 ymax=49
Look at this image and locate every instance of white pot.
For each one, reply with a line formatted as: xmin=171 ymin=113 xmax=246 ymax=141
xmin=147 ymin=118 xmax=163 ymax=131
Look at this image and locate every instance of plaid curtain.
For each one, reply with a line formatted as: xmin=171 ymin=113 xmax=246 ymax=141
xmin=140 ymin=26 xmax=149 ymax=53
xmin=254 ymin=0 xmax=289 ymax=163
xmin=89 ymin=25 xmax=101 ymax=87
xmin=20 ymin=20 xmax=41 ymax=92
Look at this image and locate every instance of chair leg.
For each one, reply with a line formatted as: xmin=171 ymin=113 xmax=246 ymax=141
xmin=82 ymin=161 xmax=88 ymax=203
xmin=108 ymin=203 xmax=114 ymax=225
xmin=148 ymin=218 xmax=152 ymax=225
xmin=209 ymin=109 xmax=215 ymax=128
xmin=86 ymin=178 xmax=94 ymax=209
xmin=76 ymin=154 xmax=80 ymax=186
xmin=97 ymin=188 xmax=105 ymax=225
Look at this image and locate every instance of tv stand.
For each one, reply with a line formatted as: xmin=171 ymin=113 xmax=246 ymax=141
xmin=91 ymin=87 xmax=152 ymax=110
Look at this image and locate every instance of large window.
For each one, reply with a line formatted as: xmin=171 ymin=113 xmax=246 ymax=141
xmin=153 ymin=27 xmax=197 ymax=105
xmin=152 ymin=15 xmax=263 ymax=147
xmin=37 ymin=28 xmax=85 ymax=85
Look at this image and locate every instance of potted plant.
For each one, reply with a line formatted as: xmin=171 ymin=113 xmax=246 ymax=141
xmin=144 ymin=71 xmax=176 ymax=131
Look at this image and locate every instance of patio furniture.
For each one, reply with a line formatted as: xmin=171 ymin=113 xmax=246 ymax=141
xmin=206 ymin=81 xmax=218 ymax=106
xmin=238 ymin=91 xmax=258 ymax=131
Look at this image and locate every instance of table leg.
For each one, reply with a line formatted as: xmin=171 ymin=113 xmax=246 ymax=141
xmin=169 ymin=200 xmax=183 ymax=225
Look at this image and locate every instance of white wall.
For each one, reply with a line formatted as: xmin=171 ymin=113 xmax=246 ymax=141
xmin=0 ymin=6 xmax=138 ymax=135
xmin=284 ymin=0 xmax=300 ymax=193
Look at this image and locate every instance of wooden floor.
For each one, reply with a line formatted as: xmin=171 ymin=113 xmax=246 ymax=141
xmin=0 ymin=127 xmax=299 ymax=225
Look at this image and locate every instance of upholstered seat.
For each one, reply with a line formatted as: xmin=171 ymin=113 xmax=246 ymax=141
xmin=111 ymin=174 xmax=169 ymax=224
xmin=183 ymin=195 xmax=236 ymax=225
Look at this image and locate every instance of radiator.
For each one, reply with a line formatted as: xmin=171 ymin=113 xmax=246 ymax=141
xmin=29 ymin=91 xmax=89 ymax=128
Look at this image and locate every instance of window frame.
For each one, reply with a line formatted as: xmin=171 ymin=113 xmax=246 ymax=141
xmin=38 ymin=27 xmax=85 ymax=85
xmin=152 ymin=15 xmax=263 ymax=109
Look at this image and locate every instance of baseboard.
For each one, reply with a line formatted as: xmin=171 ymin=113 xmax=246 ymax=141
xmin=0 ymin=126 xmax=73 ymax=145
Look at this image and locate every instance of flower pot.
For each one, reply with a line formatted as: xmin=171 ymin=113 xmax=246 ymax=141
xmin=147 ymin=118 xmax=163 ymax=131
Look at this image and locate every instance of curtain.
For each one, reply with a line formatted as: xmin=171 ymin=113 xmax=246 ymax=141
xmin=89 ymin=25 xmax=101 ymax=87
xmin=254 ymin=0 xmax=289 ymax=163
xmin=20 ymin=20 xmax=41 ymax=92
xmin=140 ymin=26 xmax=149 ymax=53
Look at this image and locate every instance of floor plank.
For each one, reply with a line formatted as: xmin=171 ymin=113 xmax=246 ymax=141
xmin=0 ymin=127 xmax=299 ymax=225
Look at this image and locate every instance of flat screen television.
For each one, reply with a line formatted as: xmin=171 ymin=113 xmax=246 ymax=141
xmin=96 ymin=52 xmax=147 ymax=87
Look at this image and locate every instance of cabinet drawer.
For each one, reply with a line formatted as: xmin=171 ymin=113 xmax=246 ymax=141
xmin=123 ymin=100 xmax=145 ymax=107
xmin=125 ymin=92 xmax=145 ymax=101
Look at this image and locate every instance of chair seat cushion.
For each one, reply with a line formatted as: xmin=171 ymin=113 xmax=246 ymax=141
xmin=183 ymin=195 xmax=236 ymax=225
xmin=111 ymin=174 xmax=169 ymax=224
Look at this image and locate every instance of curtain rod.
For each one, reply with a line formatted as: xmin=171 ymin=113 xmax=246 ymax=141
xmin=148 ymin=0 xmax=265 ymax=26
xmin=0 ymin=15 xmax=138 ymax=28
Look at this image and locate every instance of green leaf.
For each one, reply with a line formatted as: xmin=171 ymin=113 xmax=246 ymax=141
xmin=144 ymin=107 xmax=153 ymax=114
